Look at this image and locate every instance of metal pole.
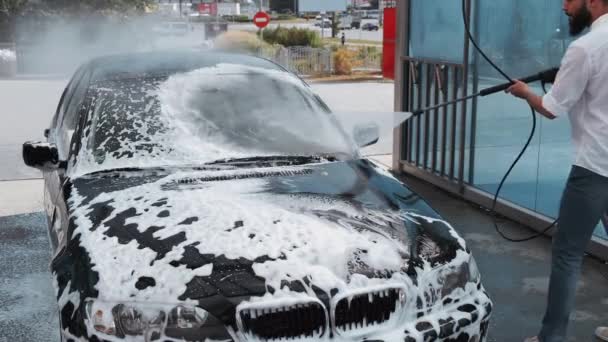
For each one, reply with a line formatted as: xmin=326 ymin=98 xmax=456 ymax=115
xmin=459 ymin=0 xmax=472 ymax=189
xmin=259 ymin=0 xmax=263 ymax=40
xmin=321 ymin=13 xmax=325 ymax=40
xmin=179 ymin=0 xmax=182 ymax=17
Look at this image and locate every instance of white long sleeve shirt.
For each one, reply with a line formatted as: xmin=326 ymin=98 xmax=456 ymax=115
xmin=543 ymin=13 xmax=608 ymax=178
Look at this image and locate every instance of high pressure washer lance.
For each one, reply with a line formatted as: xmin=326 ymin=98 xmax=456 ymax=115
xmin=409 ymin=68 xmax=559 ymax=117
xmin=401 ymin=0 xmax=562 ymax=242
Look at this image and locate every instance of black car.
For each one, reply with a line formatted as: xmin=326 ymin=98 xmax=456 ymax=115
xmin=23 ymin=51 xmax=492 ymax=342
xmin=361 ymin=23 xmax=379 ymax=31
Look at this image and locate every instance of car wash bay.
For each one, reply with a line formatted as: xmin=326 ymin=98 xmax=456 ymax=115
xmin=0 ymin=75 xmax=606 ymax=341
xmin=392 ymin=1 xmax=608 ymax=257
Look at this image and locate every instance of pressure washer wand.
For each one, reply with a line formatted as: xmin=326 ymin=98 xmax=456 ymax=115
xmin=411 ymin=67 xmax=559 ymax=117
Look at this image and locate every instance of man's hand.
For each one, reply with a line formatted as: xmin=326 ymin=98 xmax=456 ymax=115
xmin=506 ymin=80 xmax=532 ymax=100
xmin=505 ymin=80 xmax=556 ymax=120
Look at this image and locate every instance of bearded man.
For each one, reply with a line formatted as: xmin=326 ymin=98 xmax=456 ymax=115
xmin=505 ymin=0 xmax=608 ymax=341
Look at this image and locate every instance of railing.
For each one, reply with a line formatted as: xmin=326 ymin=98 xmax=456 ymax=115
xmin=400 ymin=57 xmax=470 ymax=186
xmin=257 ymin=45 xmax=382 ymax=77
xmin=257 ymin=45 xmax=333 ymax=77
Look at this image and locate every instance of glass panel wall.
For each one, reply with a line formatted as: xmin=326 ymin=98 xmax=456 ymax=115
xmin=405 ymin=0 xmax=607 ymax=241
xmin=471 ymin=0 xmax=606 ymax=240
xmin=409 ymin=0 xmax=465 ymax=62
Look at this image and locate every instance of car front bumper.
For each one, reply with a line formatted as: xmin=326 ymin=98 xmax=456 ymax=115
xmin=63 ymin=288 xmax=492 ymax=342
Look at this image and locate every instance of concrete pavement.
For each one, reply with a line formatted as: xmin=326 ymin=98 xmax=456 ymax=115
xmin=400 ymin=173 xmax=608 ymax=342
xmin=0 ymin=79 xmax=66 ymax=180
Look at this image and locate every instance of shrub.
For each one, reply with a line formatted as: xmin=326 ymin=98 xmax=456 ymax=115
xmin=222 ymin=15 xmax=250 ymax=22
xmin=276 ymin=14 xmax=296 ymax=21
xmin=260 ymin=26 xmax=322 ymax=48
xmin=214 ymin=31 xmax=270 ymax=53
xmin=333 ymin=48 xmax=360 ymax=75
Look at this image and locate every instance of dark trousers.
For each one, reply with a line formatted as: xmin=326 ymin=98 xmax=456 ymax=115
xmin=539 ymin=166 xmax=608 ymax=342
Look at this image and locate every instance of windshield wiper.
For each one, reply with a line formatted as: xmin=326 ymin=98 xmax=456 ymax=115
xmin=82 ymin=164 xmax=231 ymax=177
xmin=205 ymin=155 xmax=337 ymax=168
xmin=84 ymin=167 xmax=159 ymax=177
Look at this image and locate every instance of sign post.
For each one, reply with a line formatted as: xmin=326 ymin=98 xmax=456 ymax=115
xmin=253 ymin=11 xmax=271 ymax=40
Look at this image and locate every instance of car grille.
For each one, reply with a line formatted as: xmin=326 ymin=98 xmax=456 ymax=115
xmin=333 ymin=287 xmax=404 ymax=334
xmin=238 ymin=301 xmax=327 ymax=340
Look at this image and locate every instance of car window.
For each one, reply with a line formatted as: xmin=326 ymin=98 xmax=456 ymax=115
xmin=50 ymin=87 xmax=68 ymax=129
xmin=58 ymin=70 xmax=92 ymax=156
xmin=57 ymin=67 xmax=86 ymax=127
xmin=62 ymin=70 xmax=91 ymax=130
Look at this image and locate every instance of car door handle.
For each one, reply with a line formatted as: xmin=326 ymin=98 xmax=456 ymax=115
xmin=44 ymin=129 xmax=50 ymax=138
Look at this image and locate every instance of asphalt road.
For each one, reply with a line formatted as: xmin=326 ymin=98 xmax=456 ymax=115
xmin=0 ymin=213 xmax=60 ymax=342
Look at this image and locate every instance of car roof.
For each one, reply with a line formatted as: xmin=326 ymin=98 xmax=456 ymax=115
xmin=85 ymin=50 xmax=285 ymax=82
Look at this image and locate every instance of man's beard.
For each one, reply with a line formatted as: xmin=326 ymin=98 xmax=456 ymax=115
xmin=569 ymin=5 xmax=592 ymax=36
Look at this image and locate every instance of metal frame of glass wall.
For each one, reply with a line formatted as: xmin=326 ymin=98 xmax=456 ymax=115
xmin=392 ymin=0 xmax=608 ymax=261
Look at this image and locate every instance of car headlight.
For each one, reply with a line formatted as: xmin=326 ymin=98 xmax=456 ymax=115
xmin=85 ymin=300 xmax=210 ymax=338
xmin=441 ymin=256 xmax=481 ymax=298
xmin=468 ymin=255 xmax=481 ymax=283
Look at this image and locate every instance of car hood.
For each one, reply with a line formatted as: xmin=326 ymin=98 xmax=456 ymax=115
xmin=64 ymin=159 xmax=466 ymax=316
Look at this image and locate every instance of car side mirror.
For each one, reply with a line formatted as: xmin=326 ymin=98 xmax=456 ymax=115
xmin=22 ymin=141 xmax=64 ymax=171
xmin=353 ymin=123 xmax=380 ymax=148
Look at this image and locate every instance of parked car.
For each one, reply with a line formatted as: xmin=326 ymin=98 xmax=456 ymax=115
xmin=362 ymin=22 xmax=380 ymax=31
xmin=23 ymin=51 xmax=492 ymax=342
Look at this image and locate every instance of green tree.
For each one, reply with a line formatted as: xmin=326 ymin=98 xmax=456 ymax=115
xmin=331 ymin=12 xmax=339 ymax=38
xmin=0 ymin=0 xmax=28 ymax=40
xmin=41 ymin=0 xmax=154 ymax=16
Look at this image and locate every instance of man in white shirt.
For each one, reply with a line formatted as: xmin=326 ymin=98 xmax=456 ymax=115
xmin=506 ymin=0 xmax=608 ymax=341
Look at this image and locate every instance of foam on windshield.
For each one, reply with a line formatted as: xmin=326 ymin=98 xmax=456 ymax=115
xmin=72 ymin=63 xmax=355 ymax=177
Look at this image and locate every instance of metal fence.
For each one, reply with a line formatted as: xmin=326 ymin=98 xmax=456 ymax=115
xmin=257 ymin=45 xmax=382 ymax=77
xmin=257 ymin=45 xmax=333 ymax=77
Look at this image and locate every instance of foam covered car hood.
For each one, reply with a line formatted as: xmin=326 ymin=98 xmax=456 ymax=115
xmin=62 ymin=159 xmax=465 ymax=310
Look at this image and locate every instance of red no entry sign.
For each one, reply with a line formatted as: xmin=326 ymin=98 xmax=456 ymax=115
xmin=253 ymin=11 xmax=271 ymax=29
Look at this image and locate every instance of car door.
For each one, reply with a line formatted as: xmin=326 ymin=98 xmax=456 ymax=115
xmin=44 ymin=66 xmax=92 ymax=253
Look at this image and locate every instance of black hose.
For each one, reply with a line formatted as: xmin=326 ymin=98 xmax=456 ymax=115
xmin=461 ymin=0 xmax=558 ymax=242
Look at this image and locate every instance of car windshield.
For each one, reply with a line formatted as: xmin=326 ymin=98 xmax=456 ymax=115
xmin=76 ymin=63 xmax=357 ymax=174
